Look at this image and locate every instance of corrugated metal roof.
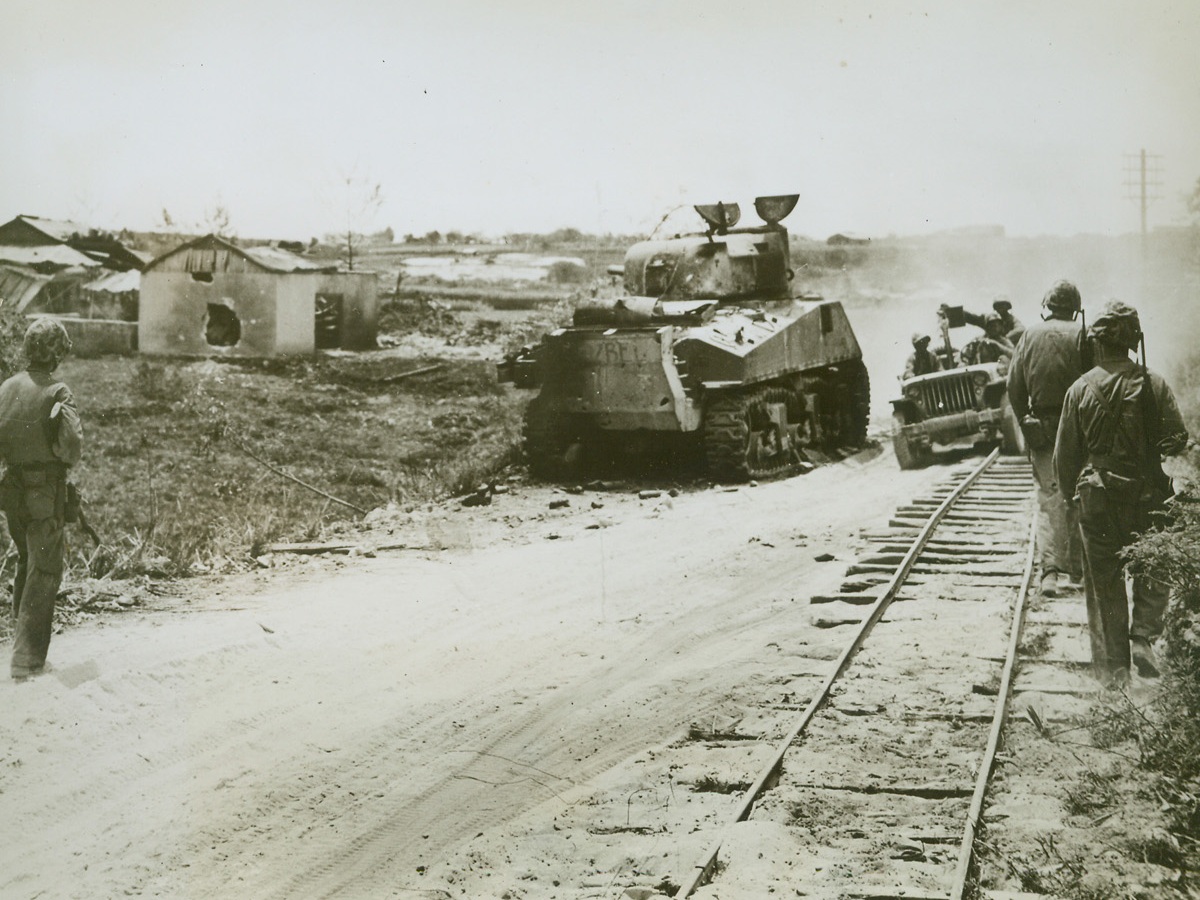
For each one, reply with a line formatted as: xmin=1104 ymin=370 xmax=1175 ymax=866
xmin=84 ymin=269 xmax=140 ymax=293
xmin=17 ymin=215 xmax=91 ymax=243
xmin=0 ymin=244 xmax=100 ymax=267
xmin=147 ymin=234 xmax=340 ymax=274
xmin=0 ymin=265 xmax=52 ymax=311
xmin=242 ymin=244 xmax=331 ymax=272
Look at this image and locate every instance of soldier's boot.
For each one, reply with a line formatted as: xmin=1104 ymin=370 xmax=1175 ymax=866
xmin=1040 ymin=570 xmax=1062 ymax=598
xmin=10 ymin=662 xmax=44 ymax=682
xmin=1131 ymin=637 xmax=1161 ymax=679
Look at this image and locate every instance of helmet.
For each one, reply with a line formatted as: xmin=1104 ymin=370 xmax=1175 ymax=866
xmin=911 ymin=331 xmax=932 ymax=347
xmin=1042 ymin=279 xmax=1082 ymax=314
xmin=1088 ymin=300 xmax=1141 ymax=351
xmin=992 ymin=295 xmax=1013 ymax=313
xmin=23 ymin=317 xmax=72 ymax=369
xmin=984 ymin=312 xmax=1004 ymax=331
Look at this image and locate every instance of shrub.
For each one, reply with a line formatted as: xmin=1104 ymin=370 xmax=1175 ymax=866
xmin=546 ymin=260 xmax=589 ymax=284
xmin=0 ymin=309 xmax=28 ymax=380
xmin=1123 ymin=453 xmax=1200 ymax=843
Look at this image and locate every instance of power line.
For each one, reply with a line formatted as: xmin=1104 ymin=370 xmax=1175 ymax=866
xmin=1123 ymin=149 xmax=1163 ymax=254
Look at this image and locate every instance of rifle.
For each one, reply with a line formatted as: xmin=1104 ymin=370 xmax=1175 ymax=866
xmin=65 ymin=481 xmax=100 ymax=547
xmin=1078 ymin=309 xmax=1093 ymax=372
xmin=1138 ymin=334 xmax=1173 ymax=503
xmin=49 ymin=401 xmax=100 ymax=547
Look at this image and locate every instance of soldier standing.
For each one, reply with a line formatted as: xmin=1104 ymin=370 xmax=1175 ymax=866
xmin=0 ymin=318 xmax=83 ymax=681
xmin=1055 ymin=301 xmax=1188 ymax=686
xmin=903 ymin=332 xmax=942 ymax=379
xmin=965 ymin=295 xmax=1025 ymax=345
xmin=1006 ymin=279 xmax=1089 ymax=597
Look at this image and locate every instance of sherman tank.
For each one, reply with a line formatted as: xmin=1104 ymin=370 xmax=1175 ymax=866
xmin=497 ymin=195 xmax=869 ymax=481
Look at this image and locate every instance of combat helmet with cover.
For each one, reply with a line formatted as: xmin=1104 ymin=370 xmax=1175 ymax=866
xmin=1088 ymin=300 xmax=1141 ymax=351
xmin=23 ymin=317 xmax=72 ymax=371
xmin=1042 ymin=279 xmax=1082 ymax=317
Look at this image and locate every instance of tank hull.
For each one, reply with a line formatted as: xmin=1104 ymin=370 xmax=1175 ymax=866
xmin=530 ymin=298 xmax=862 ymax=434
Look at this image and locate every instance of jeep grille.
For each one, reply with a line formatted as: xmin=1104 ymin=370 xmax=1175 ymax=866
xmin=916 ymin=372 xmax=977 ymax=416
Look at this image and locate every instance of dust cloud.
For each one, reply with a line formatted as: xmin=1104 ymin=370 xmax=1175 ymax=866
xmin=796 ymin=231 xmax=1200 ymax=421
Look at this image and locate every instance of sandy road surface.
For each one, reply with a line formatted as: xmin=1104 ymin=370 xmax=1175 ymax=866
xmin=0 ymin=445 xmax=950 ymax=899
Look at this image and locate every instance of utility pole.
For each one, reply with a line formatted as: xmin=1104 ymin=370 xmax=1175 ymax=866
xmin=1124 ymin=149 xmax=1163 ymax=261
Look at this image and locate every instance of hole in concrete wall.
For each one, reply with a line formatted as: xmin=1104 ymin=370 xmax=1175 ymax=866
xmin=206 ymin=303 xmax=241 ymax=347
xmin=191 ymin=272 xmax=213 ymax=283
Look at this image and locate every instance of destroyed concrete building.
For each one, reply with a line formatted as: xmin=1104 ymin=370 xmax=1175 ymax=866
xmin=139 ymin=234 xmax=378 ymax=357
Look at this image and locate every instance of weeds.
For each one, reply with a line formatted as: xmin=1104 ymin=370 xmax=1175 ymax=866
xmin=1062 ymin=770 xmax=1119 ymax=816
xmin=1087 ymin=692 xmax=1144 ymax=751
xmin=1021 ymin=627 xmax=1053 ymax=658
xmin=1004 ymin=840 xmax=1118 ymax=900
xmin=690 ymin=776 xmax=751 ymax=795
xmin=0 ymin=353 xmax=527 ymax=588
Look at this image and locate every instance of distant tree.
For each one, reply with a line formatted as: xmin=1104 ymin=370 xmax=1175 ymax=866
xmin=445 ymin=230 xmax=464 ymax=245
xmin=423 ymin=230 xmax=442 ymax=245
xmin=549 ymin=227 xmax=584 ymax=244
xmin=335 ymin=168 xmax=384 ymax=270
xmin=202 ymin=201 xmax=234 ymax=239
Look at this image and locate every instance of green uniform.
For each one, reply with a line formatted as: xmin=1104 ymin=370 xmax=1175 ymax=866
xmin=1054 ymin=360 xmax=1187 ymax=681
xmin=0 ymin=367 xmax=83 ymax=677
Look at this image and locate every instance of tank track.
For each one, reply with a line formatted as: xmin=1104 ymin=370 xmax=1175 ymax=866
xmin=703 ymin=386 xmax=798 ymax=482
xmin=522 ymin=396 xmax=570 ymax=478
xmin=842 ymin=360 xmax=871 ymax=447
xmin=704 ymin=362 xmax=872 ymax=482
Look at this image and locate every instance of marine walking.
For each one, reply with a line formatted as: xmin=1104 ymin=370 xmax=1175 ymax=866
xmin=1054 ymin=300 xmax=1188 ymax=687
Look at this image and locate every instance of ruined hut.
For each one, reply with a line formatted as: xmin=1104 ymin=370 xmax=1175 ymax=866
xmin=0 ymin=215 xmax=148 ymax=320
xmin=139 ymin=235 xmax=378 ymax=356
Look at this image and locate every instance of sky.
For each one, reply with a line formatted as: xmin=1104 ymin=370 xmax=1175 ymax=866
xmin=2 ymin=0 xmax=1198 ymax=241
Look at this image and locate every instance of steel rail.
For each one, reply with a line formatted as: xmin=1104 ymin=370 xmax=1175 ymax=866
xmin=948 ymin=506 xmax=1038 ymax=899
xmin=676 ymin=448 xmax=1003 ymax=898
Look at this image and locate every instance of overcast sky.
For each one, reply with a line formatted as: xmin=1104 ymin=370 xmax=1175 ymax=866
xmin=2 ymin=0 xmax=1198 ymax=241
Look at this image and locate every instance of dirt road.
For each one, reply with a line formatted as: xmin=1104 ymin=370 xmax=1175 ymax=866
xmin=0 ymin=445 xmax=950 ymax=899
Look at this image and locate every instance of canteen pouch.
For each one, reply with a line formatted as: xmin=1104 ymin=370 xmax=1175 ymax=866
xmin=1019 ymin=415 xmax=1052 ymax=451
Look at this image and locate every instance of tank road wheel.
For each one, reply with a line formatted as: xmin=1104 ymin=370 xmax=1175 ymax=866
xmin=704 ymin=387 xmax=799 ymax=482
xmin=999 ymin=395 xmax=1025 ymax=455
xmin=892 ymin=412 xmax=931 ymax=470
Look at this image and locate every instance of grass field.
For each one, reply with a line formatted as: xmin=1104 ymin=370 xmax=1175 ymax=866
xmin=48 ymin=351 xmax=528 ymax=580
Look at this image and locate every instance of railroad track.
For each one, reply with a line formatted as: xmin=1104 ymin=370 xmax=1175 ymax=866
xmin=670 ymin=448 xmax=1038 ymax=899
